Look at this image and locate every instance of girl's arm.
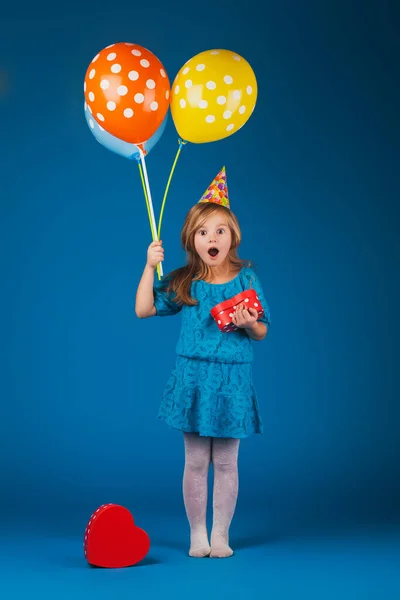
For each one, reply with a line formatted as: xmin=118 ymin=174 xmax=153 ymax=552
xmin=135 ymin=241 xmax=164 ymax=318
xmin=135 ymin=264 xmax=157 ymax=318
xmin=245 ymin=321 xmax=267 ymax=341
xmin=232 ymin=304 xmax=268 ymax=341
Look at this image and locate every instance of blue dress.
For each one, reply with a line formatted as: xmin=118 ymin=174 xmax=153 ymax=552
xmin=153 ymin=267 xmax=271 ymax=439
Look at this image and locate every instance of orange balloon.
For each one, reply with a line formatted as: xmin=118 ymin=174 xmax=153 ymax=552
xmin=84 ymin=43 xmax=170 ymax=145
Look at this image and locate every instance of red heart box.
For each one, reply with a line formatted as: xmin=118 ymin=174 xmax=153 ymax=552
xmin=210 ymin=288 xmax=264 ymax=332
xmin=84 ymin=504 xmax=150 ymax=568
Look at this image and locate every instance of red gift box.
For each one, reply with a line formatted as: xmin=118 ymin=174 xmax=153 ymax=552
xmin=84 ymin=504 xmax=150 ymax=568
xmin=210 ymin=288 xmax=264 ymax=332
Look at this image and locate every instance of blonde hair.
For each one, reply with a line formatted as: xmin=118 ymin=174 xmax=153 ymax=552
xmin=164 ymin=203 xmax=251 ymax=306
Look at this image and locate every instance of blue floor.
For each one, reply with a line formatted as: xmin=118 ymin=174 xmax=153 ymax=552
xmin=1 ymin=516 xmax=399 ymax=599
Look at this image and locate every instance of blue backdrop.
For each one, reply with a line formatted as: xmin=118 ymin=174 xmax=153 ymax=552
xmin=1 ymin=0 xmax=399 ymax=540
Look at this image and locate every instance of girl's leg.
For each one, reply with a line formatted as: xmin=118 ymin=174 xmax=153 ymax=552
xmin=182 ymin=432 xmax=212 ymax=557
xmin=210 ymin=437 xmax=240 ymax=558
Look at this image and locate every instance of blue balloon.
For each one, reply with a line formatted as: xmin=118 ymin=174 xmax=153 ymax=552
xmin=84 ymin=103 xmax=167 ymax=161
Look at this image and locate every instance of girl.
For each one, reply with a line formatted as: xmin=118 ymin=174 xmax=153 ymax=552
xmin=135 ymin=167 xmax=271 ymax=559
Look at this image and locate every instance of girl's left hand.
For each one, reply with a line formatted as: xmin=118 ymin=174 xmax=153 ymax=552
xmin=232 ymin=303 xmax=259 ymax=329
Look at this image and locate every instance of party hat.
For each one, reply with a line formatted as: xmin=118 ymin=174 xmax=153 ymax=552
xmin=198 ymin=166 xmax=230 ymax=208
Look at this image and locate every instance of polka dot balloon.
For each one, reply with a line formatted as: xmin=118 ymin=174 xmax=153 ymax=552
xmin=170 ymin=49 xmax=257 ymax=144
xmin=84 ymin=42 xmax=170 ymax=145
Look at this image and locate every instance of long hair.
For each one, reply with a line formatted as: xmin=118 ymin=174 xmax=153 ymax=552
xmin=164 ymin=203 xmax=251 ymax=306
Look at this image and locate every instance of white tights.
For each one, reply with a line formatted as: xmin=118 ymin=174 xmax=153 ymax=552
xmin=182 ymin=432 xmax=240 ymax=558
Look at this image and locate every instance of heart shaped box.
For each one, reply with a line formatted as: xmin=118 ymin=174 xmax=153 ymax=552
xmin=84 ymin=504 xmax=150 ymax=568
xmin=210 ymin=288 xmax=264 ymax=332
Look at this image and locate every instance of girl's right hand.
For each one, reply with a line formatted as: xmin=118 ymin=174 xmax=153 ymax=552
xmin=146 ymin=240 xmax=164 ymax=269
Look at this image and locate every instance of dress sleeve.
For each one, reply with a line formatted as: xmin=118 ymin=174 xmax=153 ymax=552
xmin=153 ymin=276 xmax=182 ymax=317
xmin=242 ymin=268 xmax=271 ymax=326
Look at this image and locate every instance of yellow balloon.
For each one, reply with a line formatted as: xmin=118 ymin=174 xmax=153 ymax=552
xmin=170 ymin=49 xmax=258 ymax=144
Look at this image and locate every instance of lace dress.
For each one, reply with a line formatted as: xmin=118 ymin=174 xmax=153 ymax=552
xmin=153 ymin=267 xmax=271 ymax=438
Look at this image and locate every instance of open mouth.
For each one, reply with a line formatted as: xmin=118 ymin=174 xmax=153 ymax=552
xmin=208 ymin=247 xmax=219 ymax=257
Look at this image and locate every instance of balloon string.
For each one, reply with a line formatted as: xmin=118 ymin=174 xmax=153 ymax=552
xmin=137 ymin=161 xmax=162 ymax=280
xmin=157 ymin=138 xmax=187 ymax=240
xmin=139 ymin=149 xmax=163 ymax=278
xmin=137 ymin=162 xmax=153 ymax=237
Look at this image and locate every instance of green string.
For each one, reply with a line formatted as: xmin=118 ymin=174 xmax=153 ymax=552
xmin=157 ymin=139 xmax=187 ymax=240
xmin=137 ymin=161 xmax=161 ymax=281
